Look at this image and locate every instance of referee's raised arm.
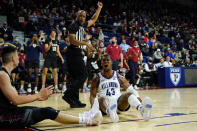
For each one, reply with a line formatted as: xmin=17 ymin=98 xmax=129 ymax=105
xmin=87 ymin=1 xmax=103 ymax=27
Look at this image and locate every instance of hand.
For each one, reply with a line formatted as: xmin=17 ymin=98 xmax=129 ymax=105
xmin=49 ymin=41 xmax=53 ymax=46
xmin=119 ymin=62 xmax=123 ymax=68
xmin=38 ymin=85 xmax=53 ymax=101
xmin=85 ymin=35 xmax=92 ymax=41
xmin=62 ymin=47 xmax=67 ymax=52
xmin=97 ymin=1 xmax=103 ymax=8
xmin=36 ymin=38 xmax=39 ymax=42
xmin=86 ymin=43 xmax=96 ymax=52
xmin=61 ymin=58 xmax=64 ymax=64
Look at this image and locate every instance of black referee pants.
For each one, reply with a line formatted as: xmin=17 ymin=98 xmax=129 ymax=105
xmin=64 ymin=52 xmax=87 ymax=104
xmin=128 ymin=61 xmax=138 ymax=85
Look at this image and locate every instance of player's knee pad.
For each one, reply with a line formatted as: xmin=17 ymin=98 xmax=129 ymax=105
xmin=40 ymin=107 xmax=60 ymax=120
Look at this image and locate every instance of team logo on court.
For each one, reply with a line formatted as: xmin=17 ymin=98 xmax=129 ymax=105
xmin=170 ymin=68 xmax=181 ymax=86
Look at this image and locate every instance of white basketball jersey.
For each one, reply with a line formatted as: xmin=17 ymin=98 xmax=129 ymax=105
xmin=97 ymin=71 xmax=121 ymax=99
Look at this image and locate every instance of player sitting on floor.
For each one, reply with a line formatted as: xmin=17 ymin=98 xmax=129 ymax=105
xmin=90 ymin=54 xmax=152 ymax=122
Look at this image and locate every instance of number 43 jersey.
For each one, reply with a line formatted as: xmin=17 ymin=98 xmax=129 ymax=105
xmin=97 ymin=71 xmax=121 ymax=99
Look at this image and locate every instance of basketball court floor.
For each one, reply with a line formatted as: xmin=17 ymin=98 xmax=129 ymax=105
xmin=22 ymin=88 xmax=197 ymax=131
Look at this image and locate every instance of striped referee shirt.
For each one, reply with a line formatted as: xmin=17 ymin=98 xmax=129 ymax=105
xmin=68 ymin=21 xmax=88 ymax=48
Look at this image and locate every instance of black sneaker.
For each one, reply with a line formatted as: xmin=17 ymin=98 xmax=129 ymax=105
xmin=77 ymin=101 xmax=86 ymax=107
xmin=70 ymin=102 xmax=86 ymax=108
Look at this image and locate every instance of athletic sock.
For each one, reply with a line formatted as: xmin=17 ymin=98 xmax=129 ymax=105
xmin=55 ymin=85 xmax=58 ymax=89
xmin=20 ymin=85 xmax=24 ymax=90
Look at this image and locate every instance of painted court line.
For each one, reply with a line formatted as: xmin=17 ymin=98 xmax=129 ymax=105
xmin=155 ymin=121 xmax=197 ymax=127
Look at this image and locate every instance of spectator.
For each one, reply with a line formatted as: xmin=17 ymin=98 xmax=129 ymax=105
xmin=13 ymin=36 xmax=22 ymax=51
xmin=105 ymin=36 xmax=123 ymax=71
xmin=189 ymin=45 xmax=197 ymax=62
xmin=174 ymin=50 xmax=182 ymax=61
xmin=141 ymin=44 xmax=151 ymax=56
xmin=163 ymin=56 xmax=173 ymax=67
xmin=177 ymin=39 xmax=185 ymax=51
xmin=120 ymin=39 xmax=130 ymax=53
xmin=155 ymin=57 xmax=165 ymax=70
xmin=18 ymin=49 xmax=27 ymax=94
xmin=127 ymin=41 xmax=142 ymax=87
xmin=0 ymin=22 xmax=13 ymax=42
xmin=26 ymin=34 xmax=43 ymax=94
xmin=165 ymin=48 xmax=174 ymax=59
xmin=184 ymin=57 xmax=191 ymax=67
xmin=55 ymin=24 xmax=61 ymax=34
xmin=144 ymin=57 xmax=157 ymax=86
xmin=191 ymin=59 xmax=197 ymax=67
xmin=98 ymin=28 xmax=105 ymax=42
xmin=153 ymin=49 xmax=162 ymax=63
xmin=171 ymin=44 xmax=178 ymax=52
xmin=119 ymin=51 xmax=129 ymax=78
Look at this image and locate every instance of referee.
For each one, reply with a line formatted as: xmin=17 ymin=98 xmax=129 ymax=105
xmin=62 ymin=2 xmax=103 ymax=108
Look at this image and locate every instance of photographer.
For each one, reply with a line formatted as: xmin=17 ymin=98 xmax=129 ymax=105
xmin=26 ymin=34 xmax=43 ymax=93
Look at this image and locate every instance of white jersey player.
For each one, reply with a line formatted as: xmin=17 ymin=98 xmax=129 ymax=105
xmin=90 ymin=54 xmax=152 ymax=123
xmin=97 ymin=71 xmax=121 ymax=99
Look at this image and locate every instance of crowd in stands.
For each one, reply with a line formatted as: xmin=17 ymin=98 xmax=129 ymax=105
xmin=0 ymin=0 xmax=197 ymax=92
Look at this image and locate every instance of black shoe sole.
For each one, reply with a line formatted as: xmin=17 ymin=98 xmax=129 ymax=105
xmin=70 ymin=104 xmax=86 ymax=108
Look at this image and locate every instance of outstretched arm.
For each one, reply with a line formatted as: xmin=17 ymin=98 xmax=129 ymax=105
xmin=87 ymin=2 xmax=103 ymax=27
xmin=90 ymin=75 xmax=99 ymax=106
xmin=0 ymin=72 xmax=53 ymax=105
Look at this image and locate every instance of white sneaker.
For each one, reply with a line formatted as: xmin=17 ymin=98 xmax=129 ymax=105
xmin=140 ymin=97 xmax=152 ymax=121
xmin=79 ymin=98 xmax=103 ymax=126
xmin=19 ymin=88 xmax=27 ymax=94
xmin=27 ymin=88 xmax=32 ymax=93
xmin=105 ymin=97 xmax=119 ymax=123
